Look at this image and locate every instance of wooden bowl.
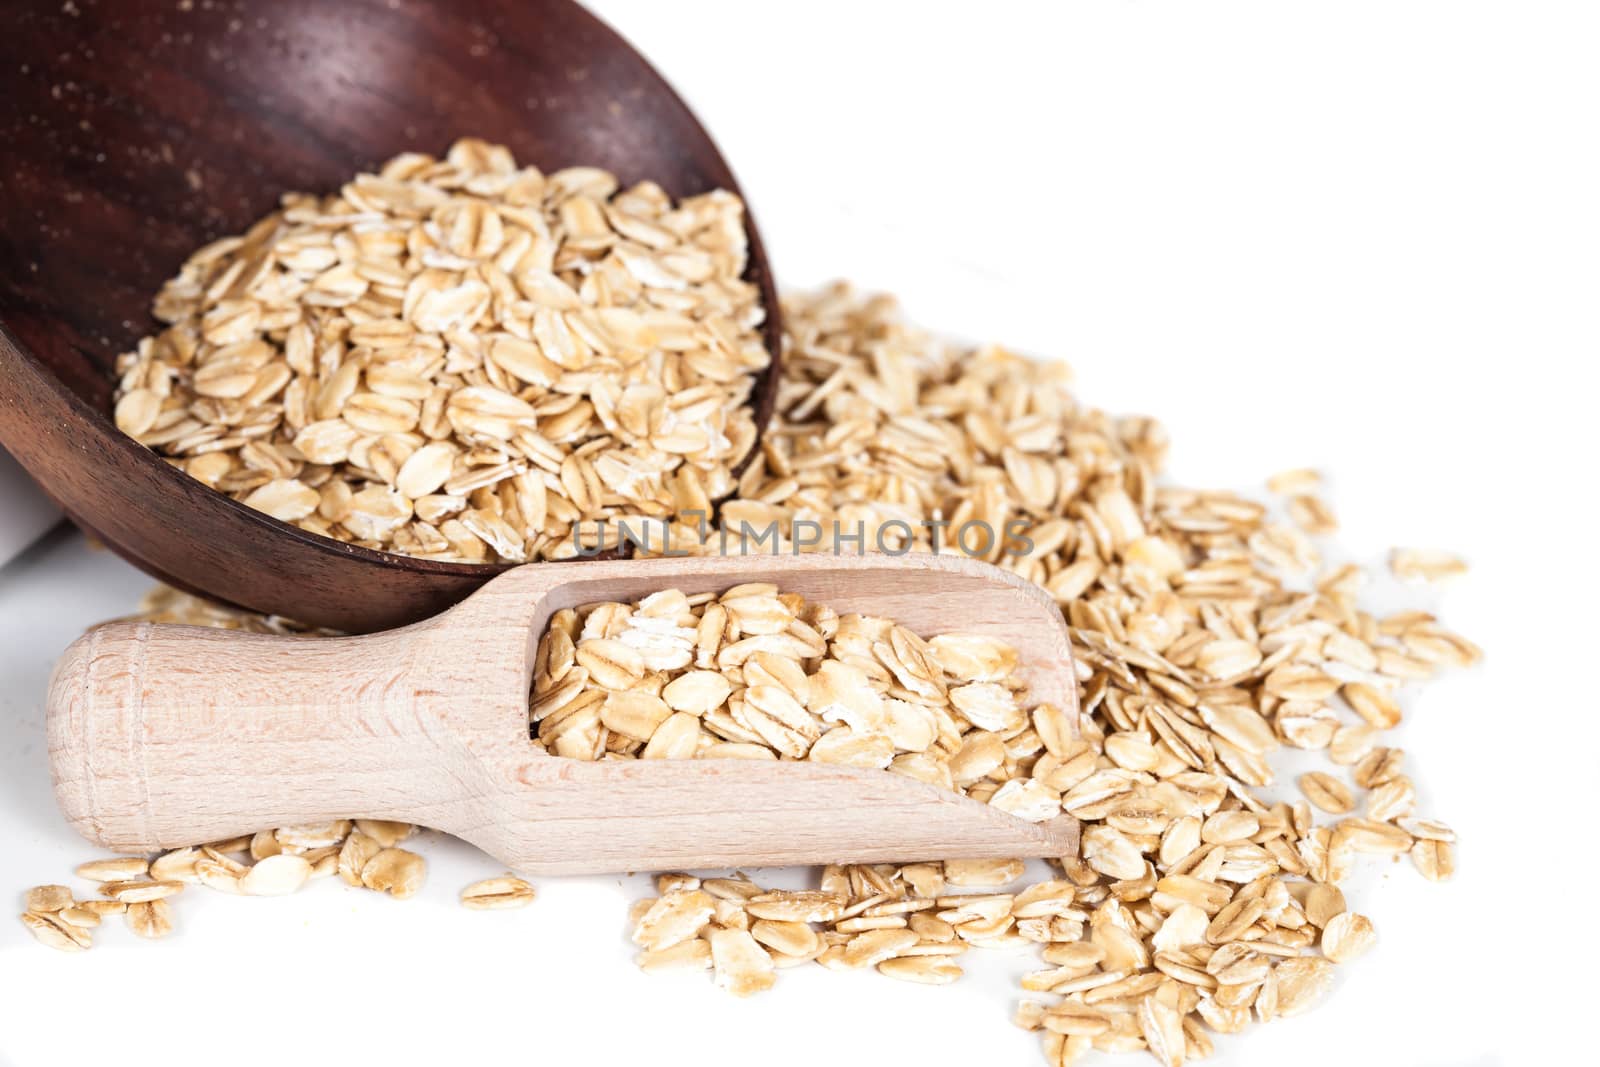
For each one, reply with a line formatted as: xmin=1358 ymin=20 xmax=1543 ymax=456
xmin=0 ymin=0 xmax=781 ymax=632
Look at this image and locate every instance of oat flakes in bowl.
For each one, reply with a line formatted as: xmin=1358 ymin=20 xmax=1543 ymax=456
xmin=112 ymin=138 xmax=772 ymax=564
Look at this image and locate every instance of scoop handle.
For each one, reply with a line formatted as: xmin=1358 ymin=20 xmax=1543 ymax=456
xmin=45 ymin=619 xmax=477 ymax=852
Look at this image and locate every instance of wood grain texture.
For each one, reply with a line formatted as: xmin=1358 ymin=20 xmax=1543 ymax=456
xmin=48 ymin=554 xmax=1079 ymax=874
xmin=0 ymin=0 xmax=781 ymax=632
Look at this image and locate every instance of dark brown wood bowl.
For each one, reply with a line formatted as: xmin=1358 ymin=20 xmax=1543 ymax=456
xmin=0 ymin=0 xmax=781 ymax=633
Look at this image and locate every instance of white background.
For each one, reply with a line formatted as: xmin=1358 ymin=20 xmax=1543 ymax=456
xmin=0 ymin=450 xmax=56 ymax=569
xmin=2 ymin=2 xmax=1595 ymax=1064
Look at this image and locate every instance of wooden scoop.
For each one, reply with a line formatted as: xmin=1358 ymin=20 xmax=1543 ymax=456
xmin=46 ymin=554 xmax=1079 ymax=875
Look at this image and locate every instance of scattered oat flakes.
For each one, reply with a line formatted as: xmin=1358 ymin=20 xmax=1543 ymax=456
xmin=1389 ymin=548 xmax=1468 ymax=583
xmin=100 ymin=879 xmax=185 ymax=904
xmin=709 ymin=928 xmax=777 ymax=996
xmin=28 ymin=284 xmax=1479 ymax=1067
xmin=1320 ymin=911 xmax=1375 ymax=962
xmin=1298 ymin=772 xmax=1354 ymax=814
xmin=239 ymin=854 xmax=313 ymax=896
xmin=1266 ymin=468 xmax=1321 ymax=496
xmin=637 ymin=938 xmax=714 ymax=973
xmin=126 ymin=898 xmax=175 ymax=939
xmin=351 ymin=821 xmax=412 ymax=850
xmin=879 ymin=955 xmax=963 ymax=984
xmin=360 ymin=848 xmax=427 ymax=899
xmin=75 ymin=857 xmax=149 ymax=882
xmin=1411 ymin=839 xmax=1456 ymax=882
xmin=460 ymin=875 xmax=537 ymax=910
xmin=23 ymin=885 xmax=73 ymax=913
xmin=20 ymin=911 xmax=89 ymax=951
xmin=632 ymin=889 xmax=716 ymax=951
xmin=1287 ymin=494 xmax=1338 ymax=535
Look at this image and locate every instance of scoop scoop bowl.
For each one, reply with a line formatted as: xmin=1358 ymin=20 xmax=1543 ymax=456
xmin=47 ymin=553 xmax=1080 ymax=874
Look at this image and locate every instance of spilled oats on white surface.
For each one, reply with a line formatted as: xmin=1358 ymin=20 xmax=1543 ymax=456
xmin=26 ymin=285 xmax=1477 ymax=1067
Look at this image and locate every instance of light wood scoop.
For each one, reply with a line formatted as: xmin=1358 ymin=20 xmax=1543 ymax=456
xmin=46 ymin=554 xmax=1079 ymax=875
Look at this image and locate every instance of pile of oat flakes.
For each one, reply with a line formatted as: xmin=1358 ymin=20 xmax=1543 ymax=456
xmin=24 ymin=284 xmax=1475 ymax=1067
xmin=112 ymin=138 xmax=769 ymax=561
